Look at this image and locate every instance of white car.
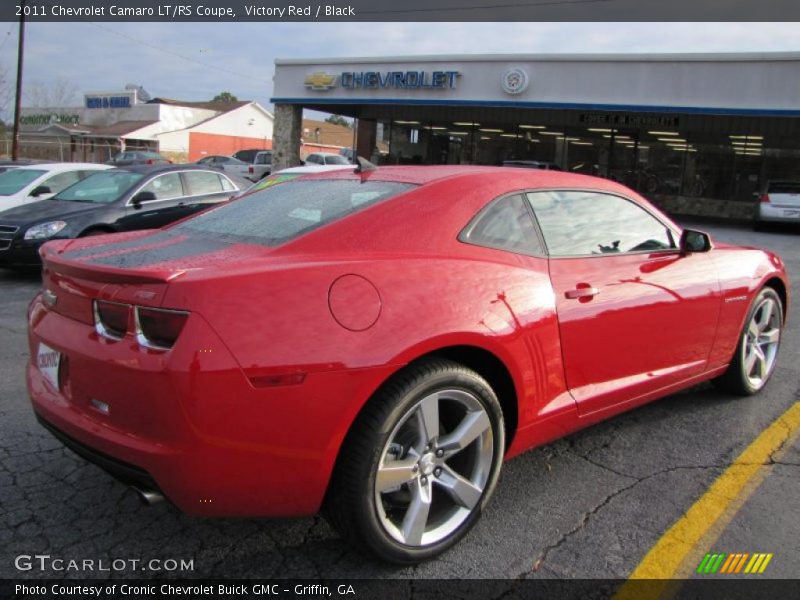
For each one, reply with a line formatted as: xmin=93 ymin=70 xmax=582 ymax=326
xmin=239 ymin=164 xmax=353 ymax=195
xmin=0 ymin=163 xmax=112 ymax=212
xmin=756 ymin=180 xmax=800 ymax=227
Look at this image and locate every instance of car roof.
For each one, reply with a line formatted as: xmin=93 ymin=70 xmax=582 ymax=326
xmin=307 ymin=152 xmax=340 ymax=157
xmin=300 ymin=165 xmax=625 ymax=190
xmin=122 ymin=164 xmax=227 ymax=175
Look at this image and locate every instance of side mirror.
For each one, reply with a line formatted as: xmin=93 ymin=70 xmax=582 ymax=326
xmin=30 ymin=185 xmax=52 ymax=197
xmin=680 ymin=229 xmax=712 ymax=254
xmin=130 ymin=190 xmax=157 ymax=208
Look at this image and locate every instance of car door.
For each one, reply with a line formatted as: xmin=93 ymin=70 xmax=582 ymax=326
xmin=527 ymin=189 xmax=722 ymax=416
xmin=120 ymin=172 xmax=188 ymax=231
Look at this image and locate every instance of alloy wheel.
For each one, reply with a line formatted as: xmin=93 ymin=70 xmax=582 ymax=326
xmin=374 ymin=389 xmax=494 ymax=547
xmin=742 ymin=295 xmax=781 ymax=389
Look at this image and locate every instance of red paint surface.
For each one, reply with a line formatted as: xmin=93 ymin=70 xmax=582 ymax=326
xmin=28 ymin=166 xmax=790 ymax=517
xmin=188 ymin=132 xmax=272 ymax=162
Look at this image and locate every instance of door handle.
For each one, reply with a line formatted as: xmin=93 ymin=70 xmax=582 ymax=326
xmin=565 ymin=285 xmax=599 ymax=300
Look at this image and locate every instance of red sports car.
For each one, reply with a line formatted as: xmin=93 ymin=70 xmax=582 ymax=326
xmin=27 ymin=166 xmax=788 ymax=563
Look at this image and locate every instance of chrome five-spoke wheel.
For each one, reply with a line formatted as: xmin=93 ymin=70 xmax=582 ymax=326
xmin=325 ymin=358 xmax=504 ymax=563
xmin=715 ymin=287 xmax=784 ymax=395
xmin=742 ymin=295 xmax=781 ymax=389
xmin=375 ymin=389 xmax=494 ymax=546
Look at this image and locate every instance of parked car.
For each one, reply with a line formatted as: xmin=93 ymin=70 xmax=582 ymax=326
xmin=106 ymin=151 xmax=171 ymax=167
xmin=755 ymin=180 xmax=800 ymax=228
xmin=223 ymin=150 xmax=272 ymax=182
xmin=194 ymin=155 xmax=247 ymax=170
xmin=0 ymin=163 xmax=112 ymax=212
xmin=502 ymin=160 xmax=562 ymax=170
xmin=0 ymin=165 xmax=245 ymax=268
xmin=232 ymin=148 xmax=264 ymax=163
xmin=338 ymin=147 xmax=355 ymax=163
xmin=304 ymin=152 xmax=351 ymax=166
xmin=26 ymin=166 xmax=788 ymax=563
xmin=240 ymin=164 xmax=353 ymax=195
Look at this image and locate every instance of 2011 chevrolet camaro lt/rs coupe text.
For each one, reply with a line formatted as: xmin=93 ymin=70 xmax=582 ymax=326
xmin=27 ymin=166 xmax=789 ymax=562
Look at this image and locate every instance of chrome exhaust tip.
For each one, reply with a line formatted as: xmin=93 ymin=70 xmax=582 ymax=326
xmin=132 ymin=486 xmax=165 ymax=506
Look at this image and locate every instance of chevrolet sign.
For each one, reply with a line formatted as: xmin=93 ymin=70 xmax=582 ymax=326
xmin=304 ymin=72 xmax=338 ymax=91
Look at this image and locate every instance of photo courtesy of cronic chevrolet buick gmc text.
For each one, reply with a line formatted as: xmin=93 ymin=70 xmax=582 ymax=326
xmin=26 ymin=166 xmax=789 ymax=563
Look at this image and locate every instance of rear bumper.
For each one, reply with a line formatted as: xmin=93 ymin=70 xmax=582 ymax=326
xmin=27 ymin=294 xmax=397 ymax=517
xmin=757 ymin=204 xmax=800 ymax=223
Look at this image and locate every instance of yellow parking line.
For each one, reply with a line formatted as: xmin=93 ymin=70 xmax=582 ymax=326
xmin=615 ymin=401 xmax=800 ymax=596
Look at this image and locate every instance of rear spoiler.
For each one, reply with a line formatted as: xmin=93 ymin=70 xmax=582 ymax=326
xmin=41 ymin=246 xmax=185 ymax=284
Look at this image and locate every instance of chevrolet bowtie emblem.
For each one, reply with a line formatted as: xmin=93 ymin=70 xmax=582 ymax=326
xmin=43 ymin=289 xmax=57 ymax=307
xmin=304 ymin=72 xmax=337 ymax=91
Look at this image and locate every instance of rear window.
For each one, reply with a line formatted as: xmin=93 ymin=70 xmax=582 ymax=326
xmin=175 ymin=179 xmax=414 ymax=246
xmin=768 ymin=181 xmax=800 ymax=194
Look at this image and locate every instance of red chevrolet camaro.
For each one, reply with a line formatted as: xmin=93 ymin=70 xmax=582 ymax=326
xmin=27 ymin=166 xmax=788 ymax=562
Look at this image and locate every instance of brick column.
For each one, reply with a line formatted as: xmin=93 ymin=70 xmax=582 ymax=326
xmin=355 ymin=119 xmax=377 ymax=162
xmin=271 ymin=104 xmax=303 ymax=172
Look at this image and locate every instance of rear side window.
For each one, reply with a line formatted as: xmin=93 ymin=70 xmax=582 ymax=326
xmin=185 ymin=171 xmax=224 ymax=195
xmin=459 ymin=194 xmax=543 ymax=256
xmin=176 ymin=179 xmax=415 ymax=246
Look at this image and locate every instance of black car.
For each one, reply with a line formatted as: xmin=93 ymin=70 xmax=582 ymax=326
xmin=0 ymin=165 xmax=247 ymax=268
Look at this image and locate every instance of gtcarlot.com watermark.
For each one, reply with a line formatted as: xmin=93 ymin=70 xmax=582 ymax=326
xmin=15 ymin=554 xmax=194 ymax=573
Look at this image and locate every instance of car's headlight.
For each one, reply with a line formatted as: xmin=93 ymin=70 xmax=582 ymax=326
xmin=24 ymin=221 xmax=67 ymax=240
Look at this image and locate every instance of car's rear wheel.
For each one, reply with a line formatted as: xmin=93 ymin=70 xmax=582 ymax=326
xmin=714 ymin=287 xmax=783 ymax=395
xmin=324 ymin=358 xmax=505 ymax=563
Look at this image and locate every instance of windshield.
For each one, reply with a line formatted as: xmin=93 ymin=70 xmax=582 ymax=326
xmin=54 ymin=170 xmax=145 ymax=204
xmin=0 ymin=169 xmax=45 ymax=196
xmin=176 ymin=179 xmax=415 ymax=246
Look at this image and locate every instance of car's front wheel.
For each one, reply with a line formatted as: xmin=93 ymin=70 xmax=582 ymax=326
xmin=325 ymin=358 xmax=505 ymax=563
xmin=714 ymin=287 xmax=783 ymax=395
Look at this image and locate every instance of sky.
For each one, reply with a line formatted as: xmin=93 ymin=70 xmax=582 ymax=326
xmin=1 ymin=22 xmax=799 ymax=118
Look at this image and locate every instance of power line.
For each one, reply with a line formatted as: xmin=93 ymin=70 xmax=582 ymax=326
xmin=87 ymin=22 xmax=272 ymax=87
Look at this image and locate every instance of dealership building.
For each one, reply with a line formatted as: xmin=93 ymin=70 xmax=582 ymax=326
xmin=271 ymin=52 xmax=800 ymax=219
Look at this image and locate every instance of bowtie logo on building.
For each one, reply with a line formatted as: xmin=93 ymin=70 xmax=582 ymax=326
xmin=304 ymin=72 xmax=338 ymax=91
xmin=697 ymin=552 xmax=774 ymax=575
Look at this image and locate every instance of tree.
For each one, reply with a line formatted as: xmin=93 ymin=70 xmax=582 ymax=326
xmin=25 ymin=77 xmax=79 ymax=108
xmin=211 ymin=91 xmax=238 ymax=103
xmin=324 ymin=114 xmax=352 ymax=128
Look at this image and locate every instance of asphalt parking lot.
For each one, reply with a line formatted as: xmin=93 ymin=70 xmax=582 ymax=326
xmin=1 ymin=220 xmax=798 ymax=580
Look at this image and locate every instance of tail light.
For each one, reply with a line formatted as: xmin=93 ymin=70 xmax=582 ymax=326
xmin=94 ymin=300 xmax=129 ymax=340
xmin=759 ymin=193 xmax=770 ymax=203
xmin=248 ymin=166 xmax=254 ymax=174
xmin=135 ymin=307 xmax=189 ymax=350
xmin=146 ymin=159 xmax=155 ymax=165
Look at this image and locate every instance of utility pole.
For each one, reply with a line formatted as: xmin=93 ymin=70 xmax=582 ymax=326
xmin=11 ymin=0 xmax=25 ymax=161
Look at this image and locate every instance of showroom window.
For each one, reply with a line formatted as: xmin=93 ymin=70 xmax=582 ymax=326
xmin=527 ymin=190 xmax=675 ymax=257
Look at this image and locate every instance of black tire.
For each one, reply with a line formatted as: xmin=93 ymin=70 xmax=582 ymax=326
xmin=714 ymin=287 xmax=783 ymax=396
xmin=324 ymin=358 xmax=505 ymax=563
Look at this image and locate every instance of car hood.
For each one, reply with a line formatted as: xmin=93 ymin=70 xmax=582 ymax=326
xmin=0 ymin=199 xmax=104 ymax=225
